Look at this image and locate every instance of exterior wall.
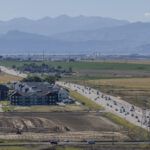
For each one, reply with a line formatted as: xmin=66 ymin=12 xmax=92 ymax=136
xmin=0 ymin=90 xmax=8 ymax=100
xmin=58 ymin=89 xmax=69 ymax=102
xmin=10 ymin=82 xmax=66 ymax=106
xmin=10 ymin=94 xmax=59 ymax=106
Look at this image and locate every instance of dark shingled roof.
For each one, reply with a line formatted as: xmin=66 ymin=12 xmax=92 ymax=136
xmin=0 ymin=84 xmax=9 ymax=91
xmin=11 ymin=82 xmax=60 ymax=97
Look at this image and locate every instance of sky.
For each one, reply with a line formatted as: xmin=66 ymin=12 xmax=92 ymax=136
xmin=0 ymin=0 xmax=150 ymax=22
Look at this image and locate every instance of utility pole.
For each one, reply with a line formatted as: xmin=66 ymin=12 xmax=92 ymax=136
xmin=42 ymin=50 xmax=45 ymax=62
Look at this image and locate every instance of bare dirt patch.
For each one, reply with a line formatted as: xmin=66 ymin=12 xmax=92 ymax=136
xmin=0 ymin=112 xmax=127 ymax=141
xmin=0 ymin=112 xmax=120 ymax=133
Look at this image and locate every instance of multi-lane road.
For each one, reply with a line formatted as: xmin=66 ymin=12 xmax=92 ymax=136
xmin=57 ymin=81 xmax=150 ymax=130
xmin=0 ymin=66 xmax=27 ymax=78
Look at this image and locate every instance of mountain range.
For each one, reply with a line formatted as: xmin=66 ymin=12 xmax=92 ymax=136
xmin=0 ymin=16 xmax=150 ymax=54
xmin=0 ymin=15 xmax=128 ymax=36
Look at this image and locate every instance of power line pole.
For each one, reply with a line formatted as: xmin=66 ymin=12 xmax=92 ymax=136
xmin=42 ymin=50 xmax=45 ymax=62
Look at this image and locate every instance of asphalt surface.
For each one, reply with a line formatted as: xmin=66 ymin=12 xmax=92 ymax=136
xmin=0 ymin=66 xmax=27 ymax=78
xmin=57 ymin=81 xmax=150 ymax=130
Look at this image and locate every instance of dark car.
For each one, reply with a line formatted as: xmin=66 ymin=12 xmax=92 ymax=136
xmin=50 ymin=140 xmax=58 ymax=145
xmin=87 ymin=140 xmax=95 ymax=144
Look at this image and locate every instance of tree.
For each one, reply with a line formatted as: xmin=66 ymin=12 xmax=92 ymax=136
xmin=68 ymin=67 xmax=72 ymax=73
xmin=57 ymin=65 xmax=62 ymax=69
xmin=22 ymin=75 xmax=42 ymax=82
xmin=12 ymin=65 xmax=16 ymax=69
xmin=44 ymin=76 xmax=56 ymax=84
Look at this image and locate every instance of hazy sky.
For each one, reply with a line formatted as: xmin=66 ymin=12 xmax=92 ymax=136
xmin=1 ymin=0 xmax=150 ymax=22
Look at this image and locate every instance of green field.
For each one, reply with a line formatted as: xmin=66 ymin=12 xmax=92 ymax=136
xmin=1 ymin=60 xmax=150 ymax=71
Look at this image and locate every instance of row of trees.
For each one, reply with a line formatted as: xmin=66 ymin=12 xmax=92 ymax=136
xmin=13 ymin=63 xmax=73 ymax=74
xmin=22 ymin=75 xmax=61 ymax=84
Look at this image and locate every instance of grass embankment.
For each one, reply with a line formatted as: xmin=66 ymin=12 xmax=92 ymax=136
xmin=69 ymin=90 xmax=103 ymax=110
xmin=1 ymin=103 xmax=87 ymax=112
xmin=0 ymin=101 xmax=14 ymax=112
xmin=103 ymin=112 xmax=150 ymax=141
xmin=14 ymin=105 xmax=87 ymax=112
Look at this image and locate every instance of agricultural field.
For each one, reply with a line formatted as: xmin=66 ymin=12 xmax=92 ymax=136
xmin=1 ymin=60 xmax=150 ymax=71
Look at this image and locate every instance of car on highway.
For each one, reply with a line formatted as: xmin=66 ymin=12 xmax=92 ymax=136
xmin=113 ymin=101 xmax=117 ymax=105
xmin=87 ymin=140 xmax=96 ymax=145
xmin=50 ymin=140 xmax=58 ymax=145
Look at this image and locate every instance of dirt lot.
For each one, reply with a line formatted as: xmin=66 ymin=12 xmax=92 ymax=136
xmin=0 ymin=112 xmax=120 ymax=132
xmin=0 ymin=112 xmax=128 ymax=142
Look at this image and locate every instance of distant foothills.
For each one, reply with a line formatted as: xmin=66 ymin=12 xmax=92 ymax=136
xmin=0 ymin=15 xmax=150 ymax=55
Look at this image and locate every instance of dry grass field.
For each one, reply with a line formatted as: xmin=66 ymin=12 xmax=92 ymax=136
xmin=87 ymin=78 xmax=150 ymax=89
xmin=0 ymin=72 xmax=22 ymax=83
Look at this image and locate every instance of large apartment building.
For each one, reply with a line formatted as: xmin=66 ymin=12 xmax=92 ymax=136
xmin=10 ymin=82 xmax=69 ymax=106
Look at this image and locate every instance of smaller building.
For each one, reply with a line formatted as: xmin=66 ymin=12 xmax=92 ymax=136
xmin=0 ymin=84 xmax=9 ymax=101
xmin=58 ymin=88 xmax=69 ymax=101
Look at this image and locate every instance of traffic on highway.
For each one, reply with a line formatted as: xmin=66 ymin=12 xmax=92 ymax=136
xmin=57 ymin=81 xmax=150 ymax=130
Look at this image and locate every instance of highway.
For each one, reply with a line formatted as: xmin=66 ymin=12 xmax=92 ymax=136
xmin=57 ymin=81 xmax=150 ymax=130
xmin=0 ymin=66 xmax=27 ymax=78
